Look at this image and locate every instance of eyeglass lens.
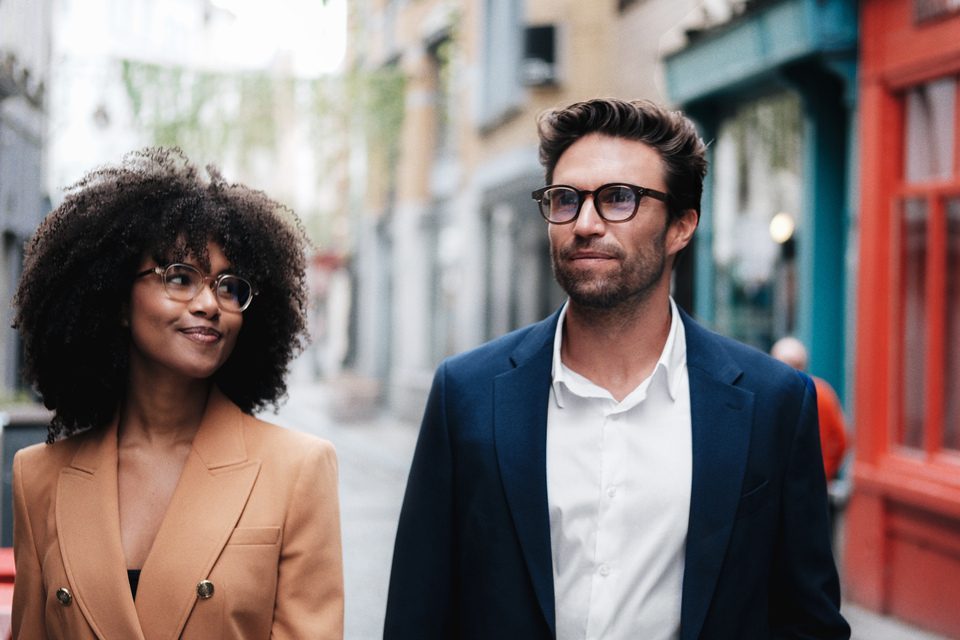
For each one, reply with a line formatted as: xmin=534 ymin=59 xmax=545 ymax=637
xmin=163 ymin=264 xmax=253 ymax=311
xmin=541 ymin=185 xmax=638 ymax=223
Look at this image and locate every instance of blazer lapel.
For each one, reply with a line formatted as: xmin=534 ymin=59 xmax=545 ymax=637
xmin=57 ymin=420 xmax=147 ymax=640
xmin=678 ymin=312 xmax=754 ymax=640
xmin=494 ymin=312 xmax=559 ymax=637
xmin=134 ymin=389 xmax=260 ymax=640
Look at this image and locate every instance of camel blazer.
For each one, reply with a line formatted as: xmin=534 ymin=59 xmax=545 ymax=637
xmin=11 ymin=388 xmax=343 ymax=640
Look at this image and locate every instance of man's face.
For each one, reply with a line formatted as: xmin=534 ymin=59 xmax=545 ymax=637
xmin=548 ymin=133 xmax=694 ymax=310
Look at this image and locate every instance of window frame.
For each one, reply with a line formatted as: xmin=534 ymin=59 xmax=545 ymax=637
xmin=890 ymin=74 xmax=960 ymax=468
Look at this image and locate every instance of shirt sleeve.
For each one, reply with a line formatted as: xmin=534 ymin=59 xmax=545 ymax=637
xmin=814 ymin=378 xmax=849 ymax=480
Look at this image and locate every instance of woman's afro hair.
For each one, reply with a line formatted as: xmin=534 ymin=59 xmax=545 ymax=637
xmin=14 ymin=147 xmax=311 ymax=442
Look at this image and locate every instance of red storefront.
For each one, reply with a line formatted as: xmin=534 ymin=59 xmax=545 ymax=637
xmin=846 ymin=0 xmax=960 ymax=636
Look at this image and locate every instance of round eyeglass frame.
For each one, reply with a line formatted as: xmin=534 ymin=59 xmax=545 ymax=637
xmin=135 ymin=263 xmax=256 ymax=312
xmin=531 ymin=182 xmax=670 ymax=224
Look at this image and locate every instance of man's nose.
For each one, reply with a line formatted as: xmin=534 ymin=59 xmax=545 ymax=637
xmin=572 ymin=195 xmax=606 ymax=236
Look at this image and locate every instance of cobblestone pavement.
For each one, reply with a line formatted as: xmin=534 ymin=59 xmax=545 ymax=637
xmin=264 ymin=380 xmax=951 ymax=640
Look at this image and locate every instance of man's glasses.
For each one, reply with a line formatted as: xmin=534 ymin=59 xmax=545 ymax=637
xmin=531 ymin=183 xmax=669 ymax=224
xmin=136 ymin=264 xmax=256 ymax=312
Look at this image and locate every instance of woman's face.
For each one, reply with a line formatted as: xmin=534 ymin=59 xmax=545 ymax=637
xmin=127 ymin=241 xmax=243 ymax=382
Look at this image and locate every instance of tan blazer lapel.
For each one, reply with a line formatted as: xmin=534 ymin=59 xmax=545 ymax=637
xmin=57 ymin=420 xmax=147 ymax=640
xmin=134 ymin=389 xmax=260 ymax=640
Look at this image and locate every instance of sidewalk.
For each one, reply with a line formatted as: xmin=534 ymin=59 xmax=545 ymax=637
xmin=844 ymin=602 xmax=951 ymax=640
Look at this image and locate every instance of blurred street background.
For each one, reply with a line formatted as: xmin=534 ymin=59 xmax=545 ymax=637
xmin=3 ymin=0 xmax=960 ymax=637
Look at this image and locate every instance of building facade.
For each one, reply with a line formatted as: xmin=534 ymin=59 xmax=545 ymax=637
xmin=664 ymin=0 xmax=859 ymax=401
xmin=845 ymin=0 xmax=960 ymax=636
xmin=0 ymin=0 xmax=51 ymax=396
xmin=347 ymin=0 xmax=697 ymax=418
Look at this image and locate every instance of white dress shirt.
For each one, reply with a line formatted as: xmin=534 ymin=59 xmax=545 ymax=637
xmin=547 ymin=298 xmax=692 ymax=640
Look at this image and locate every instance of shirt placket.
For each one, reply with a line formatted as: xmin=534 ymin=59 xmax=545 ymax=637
xmin=585 ymin=400 xmax=629 ymax=640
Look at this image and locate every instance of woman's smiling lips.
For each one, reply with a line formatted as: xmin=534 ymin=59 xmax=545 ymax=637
xmin=179 ymin=326 xmax=223 ymax=344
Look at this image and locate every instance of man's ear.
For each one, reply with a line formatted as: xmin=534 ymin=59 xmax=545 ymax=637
xmin=667 ymin=208 xmax=699 ymax=257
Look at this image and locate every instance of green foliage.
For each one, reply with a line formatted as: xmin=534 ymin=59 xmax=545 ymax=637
xmin=120 ymin=60 xmax=344 ymax=173
xmin=120 ymin=59 xmax=349 ymax=247
xmin=0 ymin=389 xmax=38 ymax=407
xmin=347 ymin=65 xmax=406 ymax=158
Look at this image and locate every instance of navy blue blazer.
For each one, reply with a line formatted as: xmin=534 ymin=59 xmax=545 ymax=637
xmin=385 ymin=308 xmax=849 ymax=639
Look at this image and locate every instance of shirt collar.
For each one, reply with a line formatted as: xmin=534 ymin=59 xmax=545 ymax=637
xmin=551 ymin=297 xmax=687 ymax=408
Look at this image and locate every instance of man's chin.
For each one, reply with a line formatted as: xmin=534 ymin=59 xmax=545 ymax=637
xmin=562 ymin=282 xmax=628 ymax=310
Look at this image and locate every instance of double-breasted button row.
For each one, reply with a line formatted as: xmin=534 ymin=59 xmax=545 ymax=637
xmin=55 ymin=580 xmax=214 ymax=605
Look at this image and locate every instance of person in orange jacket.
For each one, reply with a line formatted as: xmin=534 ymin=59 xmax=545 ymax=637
xmin=771 ymin=337 xmax=848 ymax=481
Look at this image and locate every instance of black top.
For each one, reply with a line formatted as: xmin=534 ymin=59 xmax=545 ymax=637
xmin=128 ymin=569 xmax=141 ymax=600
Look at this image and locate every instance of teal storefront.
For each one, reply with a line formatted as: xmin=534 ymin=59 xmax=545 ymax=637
xmin=665 ymin=0 xmax=858 ymax=399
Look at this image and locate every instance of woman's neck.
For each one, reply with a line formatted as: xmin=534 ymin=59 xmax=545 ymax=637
xmin=119 ymin=366 xmax=211 ymax=446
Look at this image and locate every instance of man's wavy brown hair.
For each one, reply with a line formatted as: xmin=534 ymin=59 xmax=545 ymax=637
xmin=536 ymin=98 xmax=708 ymax=219
xmin=14 ymin=147 xmax=310 ymax=442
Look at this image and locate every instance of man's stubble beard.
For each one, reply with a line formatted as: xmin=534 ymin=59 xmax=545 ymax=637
xmin=551 ymin=225 xmax=668 ymax=312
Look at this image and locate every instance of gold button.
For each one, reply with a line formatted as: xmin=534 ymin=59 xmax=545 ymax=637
xmin=196 ymin=579 xmax=214 ymax=600
xmin=56 ymin=587 xmax=72 ymax=606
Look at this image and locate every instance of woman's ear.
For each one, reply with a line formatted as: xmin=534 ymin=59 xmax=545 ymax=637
xmin=120 ymin=303 xmax=130 ymax=328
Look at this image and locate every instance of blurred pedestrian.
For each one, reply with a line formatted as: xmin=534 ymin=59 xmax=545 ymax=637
xmin=385 ymin=99 xmax=848 ymax=639
xmin=11 ymin=148 xmax=343 ymax=639
xmin=771 ymin=336 xmax=849 ymax=482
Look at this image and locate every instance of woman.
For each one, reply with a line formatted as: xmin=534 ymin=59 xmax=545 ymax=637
xmin=11 ymin=148 xmax=343 ymax=639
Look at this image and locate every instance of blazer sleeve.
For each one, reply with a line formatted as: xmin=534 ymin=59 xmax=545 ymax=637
xmin=813 ymin=378 xmax=848 ymax=480
xmin=11 ymin=451 xmax=47 ymax=640
xmin=270 ymin=440 xmax=344 ymax=639
xmin=770 ymin=375 xmax=850 ymax=639
xmin=384 ymin=363 xmax=456 ymax=639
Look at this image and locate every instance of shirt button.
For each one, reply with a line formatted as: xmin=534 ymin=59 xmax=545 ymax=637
xmin=606 ymin=486 xmax=617 ymax=498
xmin=598 ymin=564 xmax=610 ymax=577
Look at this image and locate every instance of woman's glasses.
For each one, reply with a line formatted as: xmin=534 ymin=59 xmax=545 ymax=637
xmin=136 ymin=264 xmax=255 ymax=312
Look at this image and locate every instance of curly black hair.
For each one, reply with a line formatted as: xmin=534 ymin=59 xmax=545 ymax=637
xmin=14 ymin=147 xmax=311 ymax=442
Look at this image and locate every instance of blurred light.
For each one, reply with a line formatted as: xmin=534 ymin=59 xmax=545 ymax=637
xmin=769 ymin=212 xmax=795 ymax=244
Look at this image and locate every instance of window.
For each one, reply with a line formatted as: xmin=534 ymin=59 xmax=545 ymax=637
xmin=947 ymin=197 xmax=960 ymax=450
xmin=896 ymin=75 xmax=960 ymax=454
xmin=477 ymin=0 xmax=523 ymax=128
xmin=901 ymin=198 xmax=927 ymax=449
xmin=711 ymin=92 xmax=804 ymax=350
xmin=905 ymin=78 xmax=954 ymax=182
xmin=427 ymin=36 xmax=455 ymax=156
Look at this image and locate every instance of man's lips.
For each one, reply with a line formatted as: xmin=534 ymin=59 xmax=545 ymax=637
xmin=568 ymin=251 xmax=617 ymax=260
xmin=179 ymin=326 xmax=223 ymax=343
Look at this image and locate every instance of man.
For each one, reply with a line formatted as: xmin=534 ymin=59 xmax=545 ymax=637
xmin=384 ymin=99 xmax=848 ymax=639
xmin=771 ymin=336 xmax=849 ymax=481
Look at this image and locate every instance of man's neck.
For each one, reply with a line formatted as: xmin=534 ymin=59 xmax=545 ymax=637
xmin=560 ymin=293 xmax=674 ymax=402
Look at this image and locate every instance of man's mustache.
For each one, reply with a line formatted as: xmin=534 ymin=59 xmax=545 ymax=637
xmin=557 ymin=238 xmax=625 ymax=261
